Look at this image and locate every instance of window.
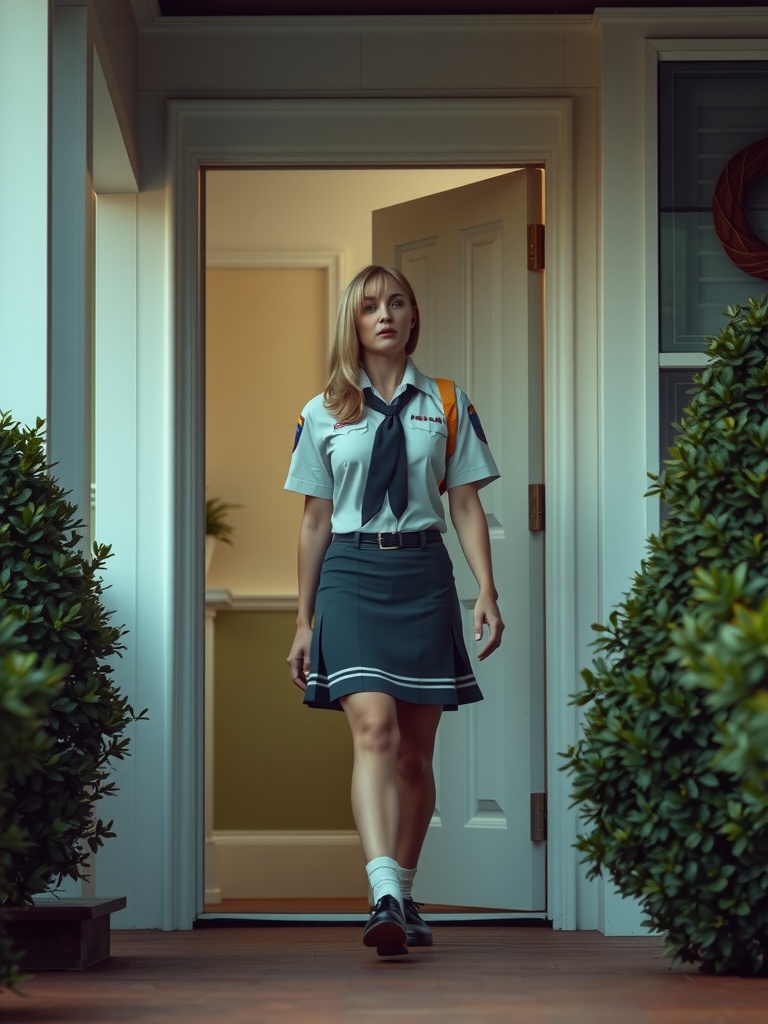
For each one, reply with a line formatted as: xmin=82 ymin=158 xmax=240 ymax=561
xmin=657 ymin=61 xmax=768 ymax=494
xmin=658 ymin=61 xmax=768 ymax=354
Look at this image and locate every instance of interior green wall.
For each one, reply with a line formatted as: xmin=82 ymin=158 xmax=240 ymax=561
xmin=213 ymin=610 xmax=355 ymax=831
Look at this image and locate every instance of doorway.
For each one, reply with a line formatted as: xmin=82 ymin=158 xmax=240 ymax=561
xmin=203 ymin=166 xmax=545 ymax=917
xmin=166 ymin=96 xmax=578 ymax=929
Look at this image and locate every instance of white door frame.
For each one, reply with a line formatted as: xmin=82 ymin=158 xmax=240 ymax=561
xmin=168 ymin=97 xmax=578 ymax=929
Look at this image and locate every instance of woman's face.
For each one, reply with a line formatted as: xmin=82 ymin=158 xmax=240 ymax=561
xmin=355 ymin=276 xmax=416 ymax=360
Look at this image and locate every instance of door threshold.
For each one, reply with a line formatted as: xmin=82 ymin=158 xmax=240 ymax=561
xmin=196 ymin=910 xmax=550 ymax=925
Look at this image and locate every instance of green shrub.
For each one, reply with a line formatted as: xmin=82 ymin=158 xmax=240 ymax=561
xmin=563 ymin=296 xmax=768 ymax=975
xmin=0 ymin=615 xmax=68 ymax=992
xmin=0 ymin=412 xmax=146 ymax=911
xmin=674 ymin=577 xmax=768 ymax=791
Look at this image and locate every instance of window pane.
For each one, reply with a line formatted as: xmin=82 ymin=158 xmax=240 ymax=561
xmin=660 ymin=209 xmax=768 ymax=350
xmin=659 ymin=369 xmax=696 ymax=468
xmin=658 ymin=61 xmax=768 ymax=353
xmin=659 ymin=368 xmax=696 ymax=523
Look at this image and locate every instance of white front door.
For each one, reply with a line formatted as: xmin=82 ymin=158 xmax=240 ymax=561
xmin=373 ymin=169 xmax=546 ymax=910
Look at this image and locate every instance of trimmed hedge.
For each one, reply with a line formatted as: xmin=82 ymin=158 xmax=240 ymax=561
xmin=0 ymin=412 xmax=145 ymax=910
xmin=563 ymin=297 xmax=768 ymax=975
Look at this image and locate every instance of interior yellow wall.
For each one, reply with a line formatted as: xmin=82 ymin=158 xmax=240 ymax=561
xmin=205 ymin=266 xmax=326 ymax=595
xmin=206 ymin=168 xmax=511 ymax=276
xmin=207 ymin=266 xmax=355 ymax=832
xmin=213 ymin=610 xmax=355 ymax=831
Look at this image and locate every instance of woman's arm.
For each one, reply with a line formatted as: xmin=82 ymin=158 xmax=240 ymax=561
xmin=287 ymin=495 xmax=333 ymax=689
xmin=447 ymin=482 xmax=505 ymax=661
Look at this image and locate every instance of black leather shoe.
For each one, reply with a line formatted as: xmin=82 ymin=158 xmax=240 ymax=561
xmin=404 ymin=899 xmax=433 ymax=947
xmin=363 ymin=895 xmax=408 ymax=956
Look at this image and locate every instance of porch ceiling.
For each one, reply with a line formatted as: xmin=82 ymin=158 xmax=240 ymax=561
xmin=157 ymin=0 xmax=768 ymax=15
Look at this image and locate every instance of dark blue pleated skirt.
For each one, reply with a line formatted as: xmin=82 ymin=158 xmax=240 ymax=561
xmin=303 ymin=536 xmax=483 ymax=712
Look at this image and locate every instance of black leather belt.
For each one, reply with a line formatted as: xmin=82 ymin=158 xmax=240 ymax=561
xmin=333 ymin=530 xmax=443 ymax=550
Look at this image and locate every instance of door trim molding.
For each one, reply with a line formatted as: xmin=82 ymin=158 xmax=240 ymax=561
xmin=169 ymin=96 xmax=577 ymax=929
xmin=205 ymin=247 xmax=343 ymax=349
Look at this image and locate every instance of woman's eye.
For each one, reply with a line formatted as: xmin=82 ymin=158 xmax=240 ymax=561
xmin=391 ymin=300 xmax=403 ymax=308
xmin=362 ymin=304 xmax=375 ymax=313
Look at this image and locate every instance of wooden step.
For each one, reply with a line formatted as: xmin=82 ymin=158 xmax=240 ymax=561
xmin=4 ymin=897 xmax=127 ymax=970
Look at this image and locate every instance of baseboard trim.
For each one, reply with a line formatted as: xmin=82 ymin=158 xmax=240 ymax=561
xmin=212 ymin=830 xmax=367 ymax=899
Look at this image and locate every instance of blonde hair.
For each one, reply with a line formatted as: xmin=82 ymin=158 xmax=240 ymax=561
xmin=324 ymin=265 xmax=420 ymax=423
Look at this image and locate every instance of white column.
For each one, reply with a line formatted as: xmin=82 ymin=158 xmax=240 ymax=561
xmin=596 ymin=15 xmax=655 ymax=937
xmin=0 ymin=0 xmax=50 ymax=427
xmin=89 ymin=194 xmax=140 ymax=922
xmin=46 ymin=2 xmax=95 ymax=899
xmin=49 ymin=2 xmax=93 ymax=537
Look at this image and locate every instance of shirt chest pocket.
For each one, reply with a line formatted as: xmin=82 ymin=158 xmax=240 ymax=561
xmin=407 ymin=417 xmax=448 ymax=467
xmin=329 ymin=421 xmax=370 ymax=462
xmin=407 ymin=416 xmax=448 ymax=440
xmin=332 ymin=421 xmax=369 ymax=438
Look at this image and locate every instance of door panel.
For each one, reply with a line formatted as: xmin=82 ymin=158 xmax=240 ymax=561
xmin=373 ymin=170 xmax=546 ymax=910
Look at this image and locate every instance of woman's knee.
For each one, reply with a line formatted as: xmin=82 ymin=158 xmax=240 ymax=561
xmin=343 ymin=696 xmax=400 ymax=753
xmin=396 ymin=748 xmax=432 ymax=784
xmin=354 ymin=714 xmax=399 ymax=753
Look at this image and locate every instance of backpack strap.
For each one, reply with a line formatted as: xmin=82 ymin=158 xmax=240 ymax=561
xmin=435 ymin=377 xmax=457 ymax=495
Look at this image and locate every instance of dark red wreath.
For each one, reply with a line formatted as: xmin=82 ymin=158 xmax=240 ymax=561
xmin=712 ymin=137 xmax=768 ymax=282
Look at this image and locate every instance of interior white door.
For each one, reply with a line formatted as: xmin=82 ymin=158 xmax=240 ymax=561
xmin=373 ymin=169 xmax=546 ymax=910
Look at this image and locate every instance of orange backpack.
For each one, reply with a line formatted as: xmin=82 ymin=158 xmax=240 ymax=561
xmin=435 ymin=377 xmax=457 ymax=495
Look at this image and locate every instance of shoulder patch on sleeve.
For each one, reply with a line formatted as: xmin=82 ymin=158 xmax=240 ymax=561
xmin=467 ymin=404 xmax=488 ymax=444
xmin=292 ymin=415 xmax=304 ymax=452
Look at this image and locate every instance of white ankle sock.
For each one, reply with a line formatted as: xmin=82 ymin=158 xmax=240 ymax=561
xmin=397 ymin=865 xmax=417 ymax=901
xmin=366 ymin=856 xmax=402 ymax=908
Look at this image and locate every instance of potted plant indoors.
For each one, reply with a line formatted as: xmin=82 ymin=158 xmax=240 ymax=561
xmin=205 ymin=495 xmax=239 ymax=576
xmin=0 ymin=412 xmax=146 ymax=977
xmin=563 ymin=296 xmax=768 ymax=976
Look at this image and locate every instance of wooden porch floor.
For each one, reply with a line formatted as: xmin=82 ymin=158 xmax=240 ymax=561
xmin=4 ymin=924 xmax=768 ymax=1023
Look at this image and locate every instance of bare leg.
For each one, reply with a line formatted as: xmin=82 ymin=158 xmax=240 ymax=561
xmin=340 ymin=692 xmax=400 ymax=861
xmin=395 ymin=702 xmax=442 ymax=869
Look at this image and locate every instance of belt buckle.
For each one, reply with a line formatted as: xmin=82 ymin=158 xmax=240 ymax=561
xmin=377 ymin=532 xmax=401 ymax=550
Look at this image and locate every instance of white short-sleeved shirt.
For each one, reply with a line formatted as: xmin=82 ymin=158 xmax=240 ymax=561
xmin=284 ymin=359 xmax=499 ymax=534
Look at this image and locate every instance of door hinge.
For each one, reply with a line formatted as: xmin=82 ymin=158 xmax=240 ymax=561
xmin=528 ymin=483 xmax=545 ymax=532
xmin=527 ymin=223 xmax=545 ymax=271
xmin=530 ymin=792 xmax=547 ymax=842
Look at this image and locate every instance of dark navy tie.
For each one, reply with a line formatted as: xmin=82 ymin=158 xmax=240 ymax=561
xmin=361 ymin=384 xmax=417 ymax=526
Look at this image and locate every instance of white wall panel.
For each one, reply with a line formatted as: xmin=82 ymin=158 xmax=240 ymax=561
xmin=138 ymin=16 xmax=593 ymax=95
xmin=360 ymin=20 xmax=567 ymax=91
xmin=49 ymin=4 xmax=93 ymax=540
xmin=164 ymin=22 xmax=362 ymax=92
xmin=0 ymin=0 xmax=50 ymax=428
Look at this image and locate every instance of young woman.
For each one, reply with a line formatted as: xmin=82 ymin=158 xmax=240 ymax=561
xmin=285 ymin=264 xmax=504 ymax=957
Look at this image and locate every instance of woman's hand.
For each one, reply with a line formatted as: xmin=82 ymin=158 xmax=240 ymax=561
xmin=288 ymin=625 xmax=313 ymax=690
xmin=448 ymin=483 xmax=504 ymax=659
xmin=473 ymin=592 xmax=505 ymax=661
xmin=288 ymin=496 xmax=333 ymax=693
